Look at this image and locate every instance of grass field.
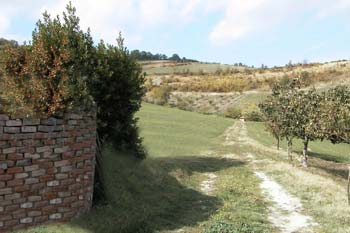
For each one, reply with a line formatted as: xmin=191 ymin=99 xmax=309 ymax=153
xmin=136 ymin=103 xmax=233 ymax=157
xmin=246 ymin=121 xmax=350 ymax=163
xmin=23 ymin=104 xmax=273 ymax=233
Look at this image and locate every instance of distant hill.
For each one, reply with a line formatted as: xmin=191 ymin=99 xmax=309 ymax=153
xmin=130 ymin=50 xmax=197 ymax=62
xmin=140 ymin=60 xmax=248 ymax=75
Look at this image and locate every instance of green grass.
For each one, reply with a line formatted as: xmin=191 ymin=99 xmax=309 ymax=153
xmin=23 ymin=103 xmax=273 ymax=233
xmin=235 ymin=92 xmax=268 ymax=110
xmin=246 ymin=121 xmax=350 ymax=163
xmin=136 ymin=103 xmax=233 ymax=157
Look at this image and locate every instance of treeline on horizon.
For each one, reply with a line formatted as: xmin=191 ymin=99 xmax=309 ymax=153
xmin=130 ymin=49 xmax=198 ymax=62
xmin=0 ymin=37 xmax=197 ymax=62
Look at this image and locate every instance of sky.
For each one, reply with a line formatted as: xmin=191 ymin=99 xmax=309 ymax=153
xmin=0 ymin=0 xmax=349 ymax=67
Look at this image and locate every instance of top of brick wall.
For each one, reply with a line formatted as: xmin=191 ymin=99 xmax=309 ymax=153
xmin=0 ymin=109 xmax=96 ymax=135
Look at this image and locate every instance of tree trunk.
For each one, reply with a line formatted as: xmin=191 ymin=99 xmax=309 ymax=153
xmin=277 ymin=136 xmax=280 ymax=150
xmin=302 ymin=137 xmax=309 ymax=167
xmin=287 ymin=139 xmax=292 ymax=161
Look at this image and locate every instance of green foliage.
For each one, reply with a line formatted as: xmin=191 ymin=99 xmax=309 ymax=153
xmin=260 ymin=77 xmax=350 ymax=165
xmin=243 ymin=110 xmax=263 ymax=122
xmin=86 ymin=35 xmax=146 ymax=158
xmin=321 ymin=86 xmax=350 ymax=144
xmin=224 ymin=107 xmax=242 ymax=119
xmin=0 ymin=4 xmax=146 ymax=157
xmin=0 ymin=4 xmax=94 ymax=116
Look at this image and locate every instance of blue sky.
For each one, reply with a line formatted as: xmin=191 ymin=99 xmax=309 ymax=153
xmin=1 ymin=0 xmax=349 ymax=67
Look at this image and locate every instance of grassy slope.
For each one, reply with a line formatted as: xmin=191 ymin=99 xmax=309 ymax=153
xmin=137 ymin=103 xmax=233 ymax=157
xmin=23 ymin=104 xmax=273 ymax=233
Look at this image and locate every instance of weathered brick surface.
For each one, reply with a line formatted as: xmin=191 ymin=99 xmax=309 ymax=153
xmin=0 ymin=110 xmax=96 ymax=232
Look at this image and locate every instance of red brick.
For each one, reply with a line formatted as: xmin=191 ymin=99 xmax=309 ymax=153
xmin=14 ymin=185 xmax=30 ymax=192
xmin=0 ymin=112 xmax=96 ymax=232
xmin=40 ymin=175 xmax=54 ymax=182
xmin=0 ymin=174 xmax=13 ymax=181
xmin=7 ymin=179 xmax=24 ymax=187
xmin=7 ymin=167 xmax=23 ymax=174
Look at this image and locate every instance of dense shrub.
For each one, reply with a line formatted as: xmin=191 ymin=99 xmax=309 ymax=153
xmin=87 ymin=37 xmax=146 ymax=158
xmin=243 ymin=110 xmax=263 ymax=122
xmin=0 ymin=5 xmax=145 ymax=155
xmin=1 ymin=6 xmax=94 ymax=117
xmin=224 ymin=107 xmax=242 ymax=119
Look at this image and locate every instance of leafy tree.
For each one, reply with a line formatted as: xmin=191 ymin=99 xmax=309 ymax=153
xmin=285 ymin=88 xmax=324 ymax=167
xmin=259 ymin=93 xmax=283 ymax=150
xmin=260 ymin=79 xmax=300 ymax=159
xmin=320 ymin=86 xmax=350 ymax=203
xmin=169 ymin=53 xmax=181 ymax=61
xmin=321 ymin=86 xmax=350 ymax=144
xmin=87 ymin=34 xmax=146 ymax=158
xmin=261 ymin=78 xmax=325 ymax=166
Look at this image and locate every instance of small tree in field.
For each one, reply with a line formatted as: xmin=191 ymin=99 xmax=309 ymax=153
xmin=260 ymin=79 xmax=300 ymax=160
xmin=321 ymin=86 xmax=350 ymax=203
xmin=288 ymin=88 xmax=324 ymax=167
xmin=322 ymin=86 xmax=350 ymax=144
xmin=259 ymin=94 xmax=283 ymax=150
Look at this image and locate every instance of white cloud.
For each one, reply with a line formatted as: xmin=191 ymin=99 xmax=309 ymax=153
xmin=0 ymin=15 xmax=10 ymax=34
xmin=39 ymin=0 xmax=202 ymax=47
xmin=209 ymin=0 xmax=299 ymax=45
xmin=208 ymin=0 xmax=350 ymax=45
xmin=0 ymin=0 xmax=201 ymax=46
xmin=1 ymin=0 xmax=350 ymax=47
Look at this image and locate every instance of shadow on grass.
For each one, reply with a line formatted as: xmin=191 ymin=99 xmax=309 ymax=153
xmin=292 ymin=150 xmax=349 ymax=180
xmin=71 ymin=149 xmax=245 ymax=233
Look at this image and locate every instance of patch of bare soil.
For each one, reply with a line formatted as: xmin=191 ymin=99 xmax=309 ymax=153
xmin=200 ymin=173 xmax=218 ymax=196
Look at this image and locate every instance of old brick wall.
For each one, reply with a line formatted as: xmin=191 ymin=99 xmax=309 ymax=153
xmin=0 ymin=110 xmax=96 ymax=232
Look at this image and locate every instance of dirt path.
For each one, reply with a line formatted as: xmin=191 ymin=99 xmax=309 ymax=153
xmin=223 ymin=121 xmax=317 ymax=233
xmin=255 ymin=172 xmax=316 ymax=233
xmin=200 ymin=173 xmax=218 ymax=196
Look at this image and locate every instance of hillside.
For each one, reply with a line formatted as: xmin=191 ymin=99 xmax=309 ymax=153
xmin=141 ymin=60 xmax=248 ymax=75
xmin=143 ymin=59 xmax=350 ymax=119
